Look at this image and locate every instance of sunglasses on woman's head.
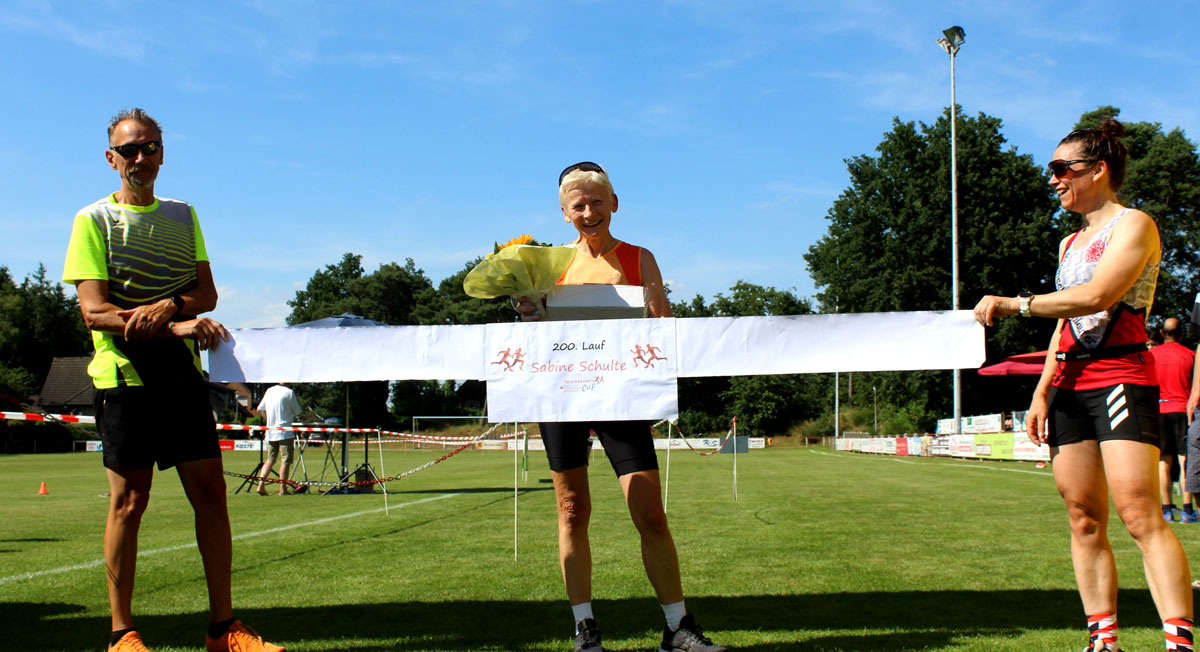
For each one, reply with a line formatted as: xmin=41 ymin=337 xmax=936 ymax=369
xmin=558 ymin=161 xmax=605 ymax=186
xmin=1048 ymin=158 xmax=1097 ymax=178
xmin=110 ymin=141 xmax=162 ymax=159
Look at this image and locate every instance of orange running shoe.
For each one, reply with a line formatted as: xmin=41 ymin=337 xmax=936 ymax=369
xmin=109 ymin=631 xmax=153 ymax=652
xmin=205 ymin=621 xmax=285 ymax=652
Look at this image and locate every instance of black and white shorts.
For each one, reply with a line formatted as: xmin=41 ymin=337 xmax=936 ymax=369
xmin=1047 ymin=383 xmax=1160 ymax=448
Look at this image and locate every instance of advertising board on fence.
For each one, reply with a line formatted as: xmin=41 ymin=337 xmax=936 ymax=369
xmin=948 ymin=434 xmax=975 ymax=457
xmin=1013 ymin=435 xmax=1050 ymax=461
xmin=963 ymin=414 xmax=1003 ymax=434
xmin=840 ymin=433 xmax=1046 ymax=461
xmin=972 ymin=433 xmax=1014 ymax=459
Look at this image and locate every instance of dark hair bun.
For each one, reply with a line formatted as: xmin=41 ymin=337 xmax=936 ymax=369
xmin=1100 ymin=117 xmax=1125 ymax=141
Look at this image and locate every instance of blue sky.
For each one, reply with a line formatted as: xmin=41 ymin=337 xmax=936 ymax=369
xmin=2 ymin=1 xmax=1197 ymax=329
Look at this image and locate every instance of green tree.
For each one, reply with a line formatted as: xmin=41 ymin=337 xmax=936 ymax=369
xmin=803 ymin=109 xmax=1063 ymax=424
xmin=418 ymin=257 xmax=515 ymax=325
xmin=671 ymin=282 xmax=824 ymax=435
xmin=1074 ymin=106 xmax=1200 ymax=324
xmin=0 ymin=265 xmax=92 ymax=401
xmin=287 ymin=253 xmax=434 ymax=326
xmin=286 ymin=253 xmax=438 ymax=428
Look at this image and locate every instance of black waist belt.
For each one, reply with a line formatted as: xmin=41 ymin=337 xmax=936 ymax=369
xmin=1055 ymin=342 xmax=1149 ymax=362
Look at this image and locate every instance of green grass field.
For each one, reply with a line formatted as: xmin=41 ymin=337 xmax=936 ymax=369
xmin=4 ymin=444 xmax=1200 ymax=651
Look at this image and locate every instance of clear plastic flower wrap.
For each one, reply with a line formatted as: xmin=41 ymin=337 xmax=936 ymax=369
xmin=462 ymin=244 xmax=576 ymax=300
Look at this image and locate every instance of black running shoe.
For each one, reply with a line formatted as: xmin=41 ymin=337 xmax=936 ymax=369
xmin=659 ymin=614 xmax=726 ymax=652
xmin=574 ymin=618 xmax=605 ymax=652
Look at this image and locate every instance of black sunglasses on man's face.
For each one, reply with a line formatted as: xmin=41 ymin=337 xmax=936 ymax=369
xmin=110 ymin=140 xmax=162 ymax=160
xmin=1047 ymin=158 xmax=1097 ymax=178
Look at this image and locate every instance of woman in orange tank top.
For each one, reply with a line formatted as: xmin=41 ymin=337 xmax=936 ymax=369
xmin=514 ymin=163 xmax=725 ymax=652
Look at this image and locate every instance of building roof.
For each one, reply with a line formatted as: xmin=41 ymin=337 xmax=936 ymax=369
xmin=36 ymin=356 xmax=94 ymax=409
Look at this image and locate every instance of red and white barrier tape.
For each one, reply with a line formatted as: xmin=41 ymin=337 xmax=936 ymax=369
xmin=5 ymin=409 xmax=529 ymax=451
xmin=215 ymin=424 xmax=377 ymax=433
xmin=2 ymin=411 xmax=95 ymax=424
xmin=669 ymin=417 xmax=737 ymax=456
xmin=225 ymin=440 xmax=475 ymax=490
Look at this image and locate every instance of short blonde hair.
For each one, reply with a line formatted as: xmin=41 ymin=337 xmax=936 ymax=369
xmin=559 ymin=169 xmax=614 ymax=206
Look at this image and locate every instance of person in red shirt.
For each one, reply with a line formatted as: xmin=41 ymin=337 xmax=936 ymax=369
xmin=1154 ymin=318 xmax=1197 ymax=521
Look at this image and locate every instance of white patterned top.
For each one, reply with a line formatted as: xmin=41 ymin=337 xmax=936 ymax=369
xmin=1054 ymin=208 xmax=1158 ymax=349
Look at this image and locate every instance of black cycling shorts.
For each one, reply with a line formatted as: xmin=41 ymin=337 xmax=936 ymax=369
xmin=1159 ymin=411 xmax=1188 ymax=457
xmin=1047 ymin=383 xmax=1160 ymax=448
xmin=95 ymin=383 xmax=220 ymax=471
xmin=539 ymin=420 xmax=659 ymax=476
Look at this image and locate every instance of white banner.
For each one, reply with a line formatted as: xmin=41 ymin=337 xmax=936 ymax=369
xmin=210 ymin=324 xmax=485 ymax=382
xmin=485 ymin=319 xmax=678 ymax=422
xmin=208 ymin=311 xmax=984 ymax=383
xmin=676 ymin=311 xmax=982 ymax=377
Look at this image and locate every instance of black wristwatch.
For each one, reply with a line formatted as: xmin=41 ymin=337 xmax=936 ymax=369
xmin=1018 ymin=291 xmax=1033 ymax=318
xmin=170 ymin=293 xmax=185 ymax=316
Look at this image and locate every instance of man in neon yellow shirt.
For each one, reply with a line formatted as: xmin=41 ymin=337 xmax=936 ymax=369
xmin=63 ymin=108 xmax=283 ymax=652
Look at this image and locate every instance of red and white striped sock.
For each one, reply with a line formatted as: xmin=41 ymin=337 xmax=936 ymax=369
xmin=1087 ymin=612 xmax=1117 ymax=651
xmin=1164 ymin=617 xmax=1194 ymax=651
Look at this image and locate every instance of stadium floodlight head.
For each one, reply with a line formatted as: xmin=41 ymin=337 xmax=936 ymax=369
xmin=937 ymin=26 xmax=965 ymax=55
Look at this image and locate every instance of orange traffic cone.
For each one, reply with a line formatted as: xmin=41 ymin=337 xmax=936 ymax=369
xmin=37 ymin=482 xmax=48 ymax=495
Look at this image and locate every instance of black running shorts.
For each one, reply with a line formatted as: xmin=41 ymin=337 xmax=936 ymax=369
xmin=1159 ymin=411 xmax=1188 ymax=457
xmin=94 ymin=383 xmax=220 ymax=471
xmin=539 ymin=420 xmax=659 ymax=476
xmin=1047 ymin=383 xmax=1160 ymax=448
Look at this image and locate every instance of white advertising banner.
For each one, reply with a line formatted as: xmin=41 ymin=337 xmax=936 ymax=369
xmin=948 ymin=434 xmax=975 ymax=457
xmin=1013 ymin=434 xmax=1051 ymax=461
xmin=484 ymin=318 xmax=679 ymax=423
xmin=962 ymin=413 xmax=1003 ymax=434
xmin=208 ymin=311 xmax=983 ymax=384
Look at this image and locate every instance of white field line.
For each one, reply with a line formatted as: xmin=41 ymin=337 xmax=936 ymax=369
xmin=0 ymin=493 xmax=459 ymax=586
xmin=811 ymin=451 xmax=912 ymax=461
xmin=807 ymin=449 xmax=1051 ymax=476
xmin=934 ymin=462 xmax=1051 ymax=476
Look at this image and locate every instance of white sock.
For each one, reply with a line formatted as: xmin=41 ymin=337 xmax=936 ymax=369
xmin=662 ymin=600 xmax=686 ymax=630
xmin=572 ymin=602 xmax=594 ymax=626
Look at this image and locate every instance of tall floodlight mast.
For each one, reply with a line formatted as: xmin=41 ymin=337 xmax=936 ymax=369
xmin=936 ymin=25 xmax=965 ymax=435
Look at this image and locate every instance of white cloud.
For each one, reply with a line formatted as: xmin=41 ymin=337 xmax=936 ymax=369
xmin=0 ymin=2 xmax=144 ymax=59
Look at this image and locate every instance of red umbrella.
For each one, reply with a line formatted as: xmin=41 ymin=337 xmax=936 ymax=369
xmin=977 ymin=350 xmax=1049 ymax=376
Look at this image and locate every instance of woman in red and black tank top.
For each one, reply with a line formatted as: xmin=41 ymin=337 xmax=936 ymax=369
xmin=974 ymin=120 xmax=1192 ymax=650
xmin=513 ymin=163 xmax=725 ymax=652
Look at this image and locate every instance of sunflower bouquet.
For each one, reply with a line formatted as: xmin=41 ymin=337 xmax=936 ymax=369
xmin=462 ymin=234 xmax=575 ymax=300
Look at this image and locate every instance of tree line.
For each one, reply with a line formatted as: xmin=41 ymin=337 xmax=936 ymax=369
xmin=4 ymin=104 xmax=1198 ymax=439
